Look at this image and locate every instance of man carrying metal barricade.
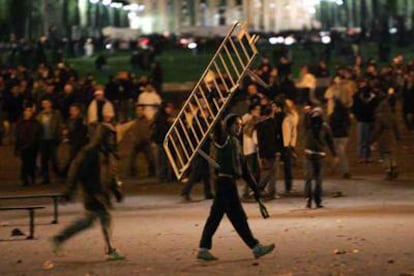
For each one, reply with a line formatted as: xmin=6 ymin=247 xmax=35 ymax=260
xmin=163 ymin=21 xmax=274 ymax=261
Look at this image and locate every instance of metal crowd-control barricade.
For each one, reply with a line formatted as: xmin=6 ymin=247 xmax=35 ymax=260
xmin=163 ymin=21 xmax=260 ymax=180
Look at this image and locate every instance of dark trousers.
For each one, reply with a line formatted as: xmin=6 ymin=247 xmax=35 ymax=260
xmin=282 ymin=148 xmax=293 ymax=192
xmin=62 ymin=145 xmax=81 ymax=177
xmin=55 ymin=207 xmax=114 ymax=253
xmin=156 ymin=144 xmax=173 ymax=181
xmin=243 ymin=153 xmax=260 ymax=196
xmin=304 ymin=158 xmax=323 ymax=205
xmin=181 ymin=155 xmax=212 ymax=197
xmin=129 ymin=141 xmax=155 ymax=176
xmin=199 ymin=176 xmax=259 ymax=250
xmin=20 ymin=147 xmax=38 ymax=185
xmin=39 ymin=139 xmax=61 ymax=182
xmin=258 ymin=157 xmax=277 ymax=196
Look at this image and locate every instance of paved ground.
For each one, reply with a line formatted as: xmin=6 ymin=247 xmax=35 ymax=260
xmin=1 ymin=173 xmax=414 ymax=276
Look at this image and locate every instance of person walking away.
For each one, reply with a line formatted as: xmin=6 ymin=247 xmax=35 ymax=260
xmin=303 ymin=107 xmax=338 ymax=208
xmin=15 ymin=105 xmax=42 ymax=186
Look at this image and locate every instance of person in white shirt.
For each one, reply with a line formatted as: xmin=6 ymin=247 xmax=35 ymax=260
xmin=282 ymin=99 xmax=299 ymax=193
xmin=87 ymin=87 xmax=115 ymax=124
xmin=296 ymin=65 xmax=317 ymax=105
xmin=325 ymin=77 xmax=354 ymax=116
xmin=137 ymin=84 xmax=162 ymax=121
xmin=241 ymin=104 xmax=261 ymax=199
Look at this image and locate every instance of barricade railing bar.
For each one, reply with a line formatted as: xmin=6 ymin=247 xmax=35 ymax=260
xmin=163 ymin=21 xmax=260 ymax=180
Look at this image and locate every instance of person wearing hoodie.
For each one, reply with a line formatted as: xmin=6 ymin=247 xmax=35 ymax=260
xmin=197 ymin=114 xmax=275 ymax=261
xmin=303 ymin=107 xmax=338 ymax=208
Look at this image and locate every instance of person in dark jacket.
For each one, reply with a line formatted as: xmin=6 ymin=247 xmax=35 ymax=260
xmin=181 ymin=103 xmax=214 ymax=201
xmin=352 ymin=80 xmax=378 ymax=163
xmin=255 ymin=106 xmax=279 ymax=199
xmin=197 ymin=114 xmax=275 ymax=261
xmin=151 ymin=102 xmax=174 ymax=182
xmin=128 ymin=104 xmax=155 ymax=177
xmin=370 ymin=98 xmax=401 ymax=180
xmin=329 ymin=99 xmax=351 ymax=178
xmin=51 ymin=123 xmax=124 ymax=261
xmin=36 ymin=97 xmax=63 ymax=184
xmin=303 ymin=107 xmax=338 ymax=208
xmin=62 ymin=103 xmax=88 ymax=177
xmin=15 ymin=105 xmax=42 ymax=186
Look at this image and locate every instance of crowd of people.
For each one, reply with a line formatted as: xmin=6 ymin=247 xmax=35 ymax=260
xmin=181 ymin=51 xmax=414 ymax=208
xmin=0 ymin=47 xmax=413 ymax=208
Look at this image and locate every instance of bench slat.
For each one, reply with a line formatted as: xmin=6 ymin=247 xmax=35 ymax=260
xmin=0 ymin=206 xmax=46 ymax=211
xmin=0 ymin=194 xmax=62 ymax=200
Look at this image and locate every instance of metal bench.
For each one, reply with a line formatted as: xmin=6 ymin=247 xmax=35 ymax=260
xmin=0 ymin=193 xmax=62 ymax=224
xmin=0 ymin=206 xmax=45 ymax=239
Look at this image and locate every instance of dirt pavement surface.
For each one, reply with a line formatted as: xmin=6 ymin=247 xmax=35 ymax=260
xmin=1 ymin=174 xmax=414 ymax=276
xmin=1 ymin=122 xmax=414 ymax=275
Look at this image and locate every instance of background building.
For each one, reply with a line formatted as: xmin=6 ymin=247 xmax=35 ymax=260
xmin=0 ymin=0 xmax=413 ymax=40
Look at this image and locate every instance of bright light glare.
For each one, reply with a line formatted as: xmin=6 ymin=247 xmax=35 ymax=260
xmin=188 ymin=42 xmax=198 ymax=49
xmin=89 ymin=0 xmax=99 ymax=4
xmin=110 ymin=2 xmax=123 ymax=9
xmin=269 ymin=37 xmax=278 ymax=45
xmin=124 ymin=4 xmax=145 ymax=12
xmin=105 ymin=44 xmax=112 ymax=50
xmin=284 ymin=36 xmax=295 ymax=45
xmin=321 ymin=36 xmax=331 ymax=44
xmin=389 ymin=27 xmax=397 ymax=34
xmin=102 ymin=0 xmax=111 ymax=6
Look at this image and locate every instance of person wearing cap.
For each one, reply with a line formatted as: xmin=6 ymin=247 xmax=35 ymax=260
xmin=87 ymin=86 xmax=115 ymax=124
xmin=197 ymin=113 xmax=275 ymax=261
xmin=303 ymin=107 xmax=338 ymax=208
